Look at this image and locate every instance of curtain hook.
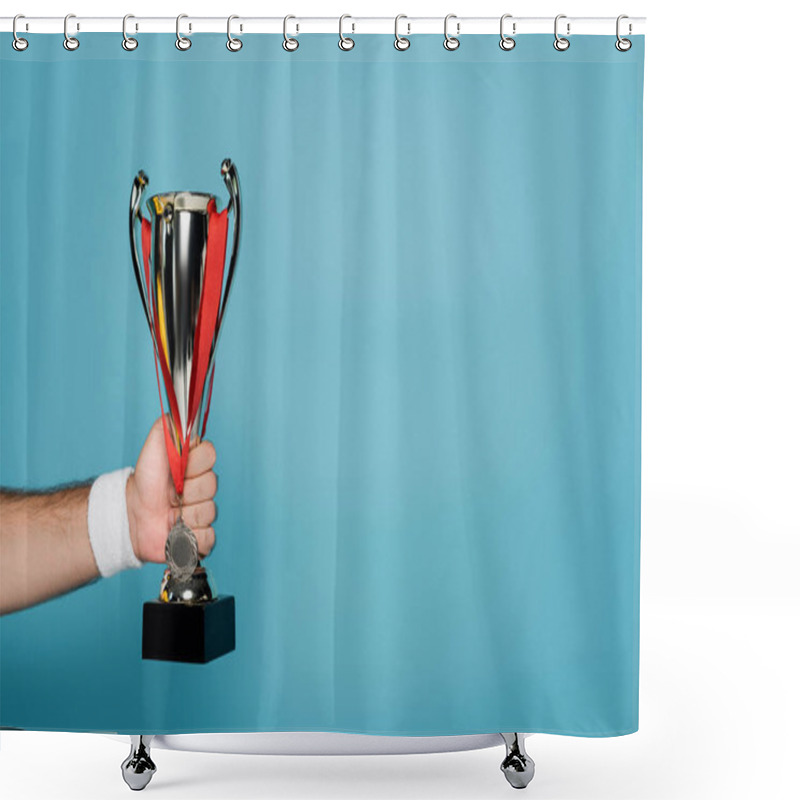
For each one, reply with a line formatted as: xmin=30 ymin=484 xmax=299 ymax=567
xmin=63 ymin=13 xmax=80 ymax=51
xmin=176 ymin=14 xmax=191 ymax=50
xmin=339 ymin=14 xmax=355 ymax=50
xmin=12 ymin=14 xmax=28 ymax=51
xmin=122 ymin=14 xmax=138 ymax=51
xmin=616 ymin=14 xmax=632 ymax=51
xmin=499 ymin=14 xmax=516 ymax=51
xmin=283 ymin=15 xmax=299 ymax=51
xmin=394 ymin=14 xmax=410 ymax=51
xmin=443 ymin=14 xmax=460 ymax=51
xmin=553 ymin=14 xmax=570 ymax=51
xmin=227 ymin=15 xmax=243 ymax=51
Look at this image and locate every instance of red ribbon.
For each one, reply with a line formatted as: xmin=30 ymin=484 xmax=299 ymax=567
xmin=141 ymin=202 xmax=228 ymax=496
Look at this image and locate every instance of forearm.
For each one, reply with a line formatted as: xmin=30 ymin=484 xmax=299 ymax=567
xmin=0 ymin=422 xmax=216 ymax=615
xmin=0 ymin=484 xmax=99 ymax=614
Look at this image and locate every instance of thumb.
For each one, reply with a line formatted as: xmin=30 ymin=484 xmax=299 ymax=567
xmin=136 ymin=416 xmax=171 ymax=478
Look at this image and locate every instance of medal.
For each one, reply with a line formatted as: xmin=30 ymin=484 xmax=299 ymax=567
xmin=164 ymin=516 xmax=199 ymax=583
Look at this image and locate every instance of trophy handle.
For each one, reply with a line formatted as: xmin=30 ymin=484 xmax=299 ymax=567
xmin=195 ymin=159 xmax=241 ymax=437
xmin=129 ymin=170 xmax=153 ymax=330
xmin=217 ymin=158 xmax=241 ymax=329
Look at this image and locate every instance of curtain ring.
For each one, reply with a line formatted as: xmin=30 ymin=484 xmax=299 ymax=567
xmin=283 ymin=15 xmax=299 ymax=51
xmin=499 ymin=14 xmax=515 ymax=50
xmin=394 ymin=14 xmax=410 ymax=51
xmin=443 ymin=14 xmax=460 ymax=51
xmin=12 ymin=15 xmax=28 ymax=51
xmin=63 ymin=13 xmax=80 ymax=51
xmin=176 ymin=14 xmax=191 ymax=51
xmin=553 ymin=14 xmax=570 ymax=51
xmin=227 ymin=15 xmax=242 ymax=51
xmin=339 ymin=14 xmax=355 ymax=50
xmin=616 ymin=15 xmax=632 ymax=51
xmin=122 ymin=14 xmax=138 ymax=51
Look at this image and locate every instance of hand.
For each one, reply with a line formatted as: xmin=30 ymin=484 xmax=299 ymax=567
xmin=126 ymin=417 xmax=218 ymax=564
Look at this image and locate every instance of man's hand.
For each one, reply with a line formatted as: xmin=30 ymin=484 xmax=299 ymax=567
xmin=126 ymin=418 xmax=218 ymax=564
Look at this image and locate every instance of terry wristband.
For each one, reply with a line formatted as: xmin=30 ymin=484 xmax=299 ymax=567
xmin=87 ymin=466 xmax=143 ymax=578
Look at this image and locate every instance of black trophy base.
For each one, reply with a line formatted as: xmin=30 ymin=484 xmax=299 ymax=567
xmin=142 ymin=595 xmax=235 ymax=664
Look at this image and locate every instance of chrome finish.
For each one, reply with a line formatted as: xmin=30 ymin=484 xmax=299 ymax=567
xmin=338 ymin=14 xmax=354 ymax=50
xmin=143 ymin=190 xmax=214 ymax=434
xmin=121 ymin=735 xmax=156 ymax=791
xmin=12 ymin=15 xmax=28 ymax=51
xmin=226 ymin=15 xmax=242 ymax=51
xmin=176 ymin=13 xmax=191 ymax=50
xmin=500 ymin=733 xmax=535 ymax=789
xmin=283 ymin=15 xmax=299 ymax=51
xmin=616 ymin=14 xmax=632 ymax=51
xmin=499 ymin=14 xmax=516 ymax=50
xmin=129 ymin=170 xmax=154 ymax=332
xmin=212 ymin=159 xmax=241 ymax=374
xmin=63 ymin=13 xmax=79 ymax=50
xmin=118 ymin=732 xmax=528 ymax=788
xmin=394 ymin=14 xmax=410 ymax=51
xmin=129 ymin=161 xmax=241 ymax=460
xmin=554 ymin=14 xmax=570 ymax=51
xmin=122 ymin=14 xmax=138 ymax=50
xmin=443 ymin=14 xmax=460 ymax=50
xmin=159 ymin=565 xmax=217 ymax=604
xmin=129 ymin=159 xmax=240 ymax=611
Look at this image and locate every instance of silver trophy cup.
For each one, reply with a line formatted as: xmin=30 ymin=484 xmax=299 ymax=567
xmin=129 ymin=159 xmax=240 ymax=663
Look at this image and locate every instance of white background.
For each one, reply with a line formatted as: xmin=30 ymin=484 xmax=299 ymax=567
xmin=1 ymin=1 xmax=798 ymax=798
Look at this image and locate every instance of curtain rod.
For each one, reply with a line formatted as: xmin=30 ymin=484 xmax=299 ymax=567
xmin=0 ymin=16 xmax=646 ymax=36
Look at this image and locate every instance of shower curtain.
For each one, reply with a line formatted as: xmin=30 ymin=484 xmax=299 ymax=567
xmin=0 ymin=32 xmax=643 ymax=737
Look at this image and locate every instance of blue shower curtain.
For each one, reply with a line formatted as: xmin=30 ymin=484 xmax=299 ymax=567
xmin=0 ymin=33 xmax=643 ymax=736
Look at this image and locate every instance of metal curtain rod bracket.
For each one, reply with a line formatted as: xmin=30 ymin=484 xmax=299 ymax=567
xmin=0 ymin=16 xmax=646 ymax=36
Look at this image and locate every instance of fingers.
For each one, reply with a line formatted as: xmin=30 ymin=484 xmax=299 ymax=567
xmin=164 ymin=437 xmax=219 ymax=560
xmin=170 ymin=500 xmax=217 ymax=530
xmin=185 ymin=441 xmax=216 ymax=478
xmin=182 ymin=471 xmax=217 ymax=505
xmin=179 ymin=469 xmax=218 ymax=531
xmin=193 ymin=527 xmax=216 ymax=558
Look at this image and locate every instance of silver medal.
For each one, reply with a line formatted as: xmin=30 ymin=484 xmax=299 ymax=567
xmin=164 ymin=517 xmax=199 ymax=583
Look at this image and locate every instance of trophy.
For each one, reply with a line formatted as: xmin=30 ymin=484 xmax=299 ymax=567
xmin=129 ymin=159 xmax=240 ymax=663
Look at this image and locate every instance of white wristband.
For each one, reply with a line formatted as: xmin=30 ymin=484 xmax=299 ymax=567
xmin=87 ymin=466 xmax=142 ymax=578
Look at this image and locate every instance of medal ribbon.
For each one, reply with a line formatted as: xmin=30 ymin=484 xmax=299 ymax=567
xmin=141 ymin=202 xmax=229 ymax=496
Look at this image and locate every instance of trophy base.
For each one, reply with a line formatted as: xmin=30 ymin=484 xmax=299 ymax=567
xmin=142 ymin=595 xmax=235 ymax=664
